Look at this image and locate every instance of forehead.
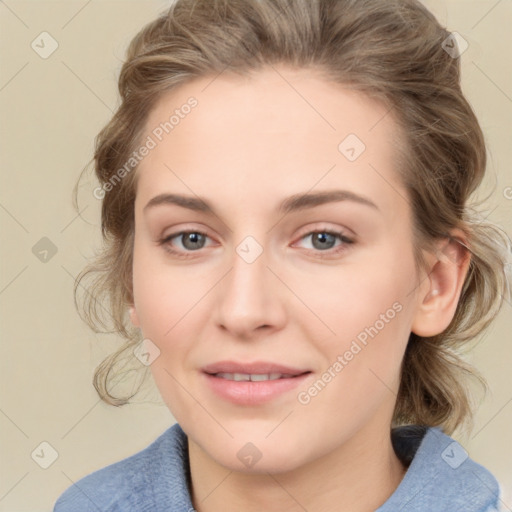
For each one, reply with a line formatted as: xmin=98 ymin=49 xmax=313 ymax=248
xmin=135 ymin=65 xmax=406 ymax=216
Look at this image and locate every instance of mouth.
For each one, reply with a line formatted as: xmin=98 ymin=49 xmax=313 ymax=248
xmin=202 ymin=360 xmax=310 ymax=376
xmin=201 ymin=361 xmax=312 ymax=405
xmin=211 ymin=372 xmax=304 ymax=381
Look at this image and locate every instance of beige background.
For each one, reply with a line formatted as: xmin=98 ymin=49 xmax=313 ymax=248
xmin=0 ymin=1 xmax=510 ymax=510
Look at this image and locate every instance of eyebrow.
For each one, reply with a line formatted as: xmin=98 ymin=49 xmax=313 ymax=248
xmin=143 ymin=189 xmax=380 ymax=216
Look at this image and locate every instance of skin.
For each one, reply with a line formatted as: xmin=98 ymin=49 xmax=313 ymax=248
xmin=129 ymin=65 xmax=470 ymax=512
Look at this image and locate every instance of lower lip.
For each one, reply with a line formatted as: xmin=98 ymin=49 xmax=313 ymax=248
xmin=202 ymin=372 xmax=311 ymax=406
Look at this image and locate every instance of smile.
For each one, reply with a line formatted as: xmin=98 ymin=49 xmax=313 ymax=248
xmin=202 ymin=362 xmax=312 ymax=405
xmin=214 ymin=372 xmax=296 ymax=381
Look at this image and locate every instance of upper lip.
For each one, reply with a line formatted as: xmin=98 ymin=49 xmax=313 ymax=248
xmin=202 ymin=361 xmax=310 ymax=376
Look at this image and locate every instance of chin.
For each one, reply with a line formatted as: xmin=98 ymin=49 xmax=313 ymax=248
xmin=204 ymin=433 xmax=310 ymax=475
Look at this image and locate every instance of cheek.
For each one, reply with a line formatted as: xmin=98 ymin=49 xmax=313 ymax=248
xmin=309 ymin=248 xmax=415 ymax=379
xmin=132 ymin=240 xmax=200 ymax=336
xmin=131 ymin=241 xmax=214 ymax=398
xmin=307 ymin=254 xmax=412 ymax=337
xmin=148 ymin=362 xmax=207 ymax=430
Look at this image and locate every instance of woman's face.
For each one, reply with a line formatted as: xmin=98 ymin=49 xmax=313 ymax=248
xmin=130 ymin=66 xmax=429 ymax=472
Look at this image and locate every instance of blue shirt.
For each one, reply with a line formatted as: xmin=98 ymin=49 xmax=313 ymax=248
xmin=54 ymin=423 xmax=502 ymax=511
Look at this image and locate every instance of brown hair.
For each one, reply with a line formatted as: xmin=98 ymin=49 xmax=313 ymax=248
xmin=74 ymin=0 xmax=511 ymax=435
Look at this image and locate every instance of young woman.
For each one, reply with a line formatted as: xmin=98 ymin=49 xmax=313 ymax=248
xmin=54 ymin=0 xmax=511 ymax=510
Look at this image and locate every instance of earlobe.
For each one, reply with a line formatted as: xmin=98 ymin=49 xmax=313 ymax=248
xmin=129 ymin=305 xmax=140 ymax=328
xmin=411 ymin=232 xmax=471 ymax=337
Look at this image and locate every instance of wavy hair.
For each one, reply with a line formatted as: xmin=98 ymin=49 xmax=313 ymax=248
xmin=73 ymin=0 xmax=511 ymax=435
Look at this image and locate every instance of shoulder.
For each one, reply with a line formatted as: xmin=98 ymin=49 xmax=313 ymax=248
xmin=379 ymin=425 xmax=502 ymax=511
xmin=53 ymin=423 xmax=192 ymax=512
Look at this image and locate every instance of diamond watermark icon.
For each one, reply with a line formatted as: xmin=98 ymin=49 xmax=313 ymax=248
xmin=338 ymin=133 xmax=366 ymax=162
xmin=133 ymin=338 xmax=161 ymax=366
xmin=31 ymin=31 xmax=59 ymax=59
xmin=441 ymin=32 xmax=468 ymax=59
xmin=32 ymin=237 xmax=58 ymax=263
xmin=236 ymin=236 xmax=263 ymax=264
xmin=441 ymin=441 xmax=468 ymax=469
xmin=31 ymin=441 xmax=59 ymax=469
xmin=237 ymin=442 xmax=263 ymax=468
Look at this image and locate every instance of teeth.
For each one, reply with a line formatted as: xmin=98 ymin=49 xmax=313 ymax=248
xmin=251 ymin=374 xmax=272 ymax=381
xmin=215 ymin=372 xmax=293 ymax=381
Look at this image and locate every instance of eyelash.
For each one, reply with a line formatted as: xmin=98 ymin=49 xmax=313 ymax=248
xmin=158 ymin=228 xmax=355 ymax=260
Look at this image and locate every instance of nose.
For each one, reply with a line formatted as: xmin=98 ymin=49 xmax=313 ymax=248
xmin=213 ymin=241 xmax=287 ymax=340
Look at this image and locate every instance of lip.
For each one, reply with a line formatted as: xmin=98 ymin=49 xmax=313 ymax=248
xmin=202 ymin=360 xmax=309 ymax=375
xmin=201 ymin=360 xmax=312 ymax=406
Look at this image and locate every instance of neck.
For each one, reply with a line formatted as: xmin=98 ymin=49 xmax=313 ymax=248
xmin=188 ymin=424 xmax=407 ymax=512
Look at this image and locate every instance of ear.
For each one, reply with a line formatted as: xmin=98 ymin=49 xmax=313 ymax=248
xmin=129 ymin=305 xmax=140 ymax=328
xmin=411 ymin=230 xmax=471 ymax=337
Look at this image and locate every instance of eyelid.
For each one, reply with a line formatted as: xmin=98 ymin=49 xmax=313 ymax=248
xmin=293 ymin=223 xmax=355 ymax=242
xmin=157 ymin=230 xmax=214 ymax=260
xmin=160 ymin=223 xmax=354 ymax=244
xmin=160 ymin=228 xmax=216 ymax=248
xmin=159 ymin=222 xmax=356 ymax=259
xmin=160 ymin=223 xmax=217 ymax=241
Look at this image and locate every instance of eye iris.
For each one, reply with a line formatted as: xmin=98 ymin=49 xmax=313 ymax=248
xmin=312 ymin=232 xmax=336 ymax=250
xmin=183 ymin=232 xmax=205 ymax=250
